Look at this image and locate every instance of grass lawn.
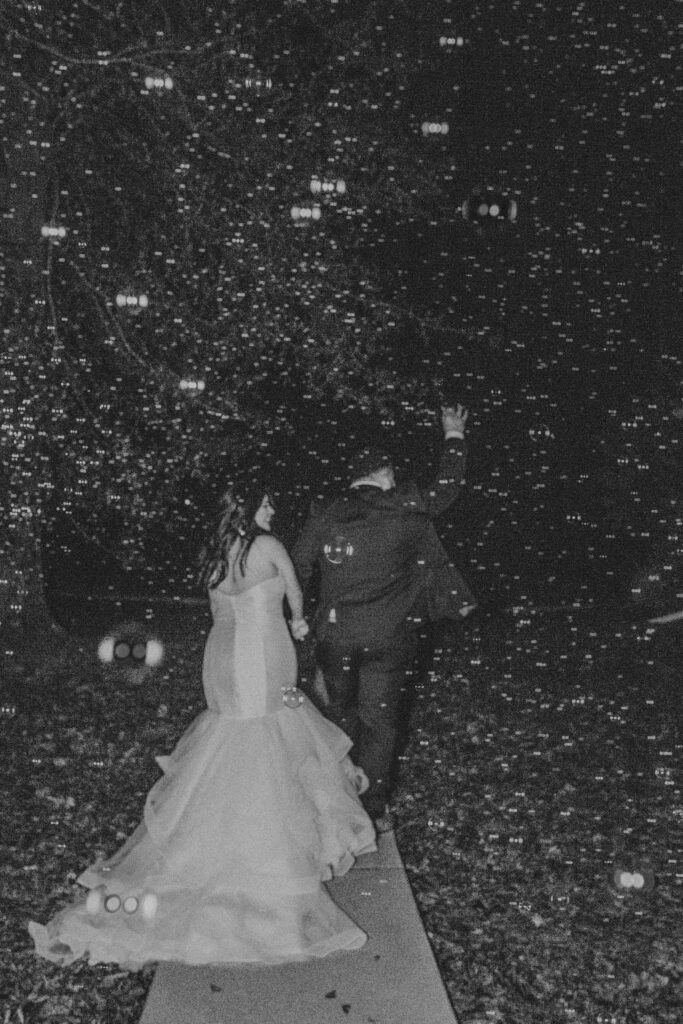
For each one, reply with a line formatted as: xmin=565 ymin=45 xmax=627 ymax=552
xmin=1 ymin=601 xmax=680 ymax=1023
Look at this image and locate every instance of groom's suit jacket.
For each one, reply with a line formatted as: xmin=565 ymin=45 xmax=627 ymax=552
xmin=292 ymin=438 xmax=476 ymax=647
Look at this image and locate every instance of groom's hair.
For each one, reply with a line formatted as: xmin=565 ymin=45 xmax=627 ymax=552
xmin=348 ymin=446 xmax=394 ymax=481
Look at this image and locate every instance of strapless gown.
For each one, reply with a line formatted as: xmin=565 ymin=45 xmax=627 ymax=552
xmin=28 ymin=575 xmax=377 ymax=967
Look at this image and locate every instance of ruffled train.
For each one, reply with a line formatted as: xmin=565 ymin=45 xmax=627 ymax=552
xmin=28 ymin=701 xmax=377 ymax=967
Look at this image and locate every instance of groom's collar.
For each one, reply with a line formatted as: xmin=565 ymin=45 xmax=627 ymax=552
xmin=350 ymin=478 xmax=386 ymax=490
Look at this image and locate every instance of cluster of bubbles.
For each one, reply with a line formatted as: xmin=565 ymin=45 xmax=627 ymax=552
xmin=97 ymin=633 xmax=164 ymax=668
xmin=40 ymin=224 xmax=67 ymax=239
xmin=421 ymin=121 xmax=449 ymax=136
xmin=115 ymin=293 xmax=149 ymax=309
xmin=309 ymin=177 xmax=346 ymax=195
xmin=143 ymin=75 xmax=173 ymax=91
xmin=86 ymin=884 xmax=158 ymax=921
xmin=244 ymin=75 xmax=273 ymax=93
xmin=613 ymin=867 xmax=655 ymax=891
xmin=290 ymin=205 xmax=322 ymax=222
xmin=461 ymin=194 xmax=518 ymax=223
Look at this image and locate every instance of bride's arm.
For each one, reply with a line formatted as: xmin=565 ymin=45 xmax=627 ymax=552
xmin=260 ymin=536 xmax=308 ymax=635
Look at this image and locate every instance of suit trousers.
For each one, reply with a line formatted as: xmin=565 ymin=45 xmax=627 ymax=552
xmin=316 ymin=634 xmax=418 ymax=820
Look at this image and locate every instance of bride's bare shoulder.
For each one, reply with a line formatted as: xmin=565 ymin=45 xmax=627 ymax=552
xmin=244 ymin=533 xmax=279 ymax=561
xmin=252 ymin=534 xmax=291 ymax=569
xmin=253 ymin=534 xmax=286 ymax=553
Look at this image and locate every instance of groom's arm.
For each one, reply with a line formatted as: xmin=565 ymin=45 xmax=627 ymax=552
xmin=421 ymin=405 xmax=469 ymax=518
xmin=421 ymin=436 xmax=467 ymax=518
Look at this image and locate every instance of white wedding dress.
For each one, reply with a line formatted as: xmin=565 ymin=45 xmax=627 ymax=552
xmin=28 ymin=574 xmax=376 ymax=967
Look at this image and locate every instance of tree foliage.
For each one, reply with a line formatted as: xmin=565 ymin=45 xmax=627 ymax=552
xmin=1 ymin=0 xmax=474 ymax=619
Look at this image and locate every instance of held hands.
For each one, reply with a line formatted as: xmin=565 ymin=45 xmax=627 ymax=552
xmin=441 ymin=404 xmax=469 ymax=436
xmin=290 ymin=618 xmax=309 ymax=641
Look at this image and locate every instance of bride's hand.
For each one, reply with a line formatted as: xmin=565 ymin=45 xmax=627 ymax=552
xmin=290 ymin=618 xmax=309 ymax=641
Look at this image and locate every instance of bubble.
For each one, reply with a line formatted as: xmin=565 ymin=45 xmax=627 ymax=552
xmin=550 ymin=893 xmax=571 ymax=910
xmin=282 ymin=687 xmax=305 ymax=709
xmin=145 ymin=639 xmax=164 ymax=667
xmin=97 ymin=637 xmax=115 ymax=663
xmin=140 ymin=892 xmax=158 ymax=921
xmin=323 ymin=535 xmax=354 ymax=564
xmin=86 ymin=886 xmax=105 ymax=915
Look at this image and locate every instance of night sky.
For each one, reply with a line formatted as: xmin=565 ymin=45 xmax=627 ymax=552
xmin=2 ymin=0 xmax=681 ymax=610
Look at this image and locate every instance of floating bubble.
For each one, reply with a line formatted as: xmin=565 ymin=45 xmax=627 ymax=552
xmin=179 ymin=378 xmax=206 ymax=393
xmin=310 ymin=177 xmax=346 ymax=195
xmin=549 ymin=893 xmax=571 ymax=910
xmin=421 ymin=121 xmax=449 ymax=136
xmin=529 ymin=424 xmax=555 ymax=441
xmin=144 ymin=75 xmax=173 ymax=90
xmin=613 ymin=865 xmax=655 ymax=891
xmin=86 ymin=885 xmax=105 ymax=915
xmin=140 ymin=892 xmax=158 ymax=921
xmin=41 ymin=225 xmax=67 ymax=238
xmin=116 ymin=293 xmax=148 ymax=309
xmin=114 ymin=641 xmax=131 ymax=660
xmin=282 ymin=687 xmax=305 ymax=709
xmin=97 ymin=636 xmax=115 ymax=663
xmin=104 ymin=893 xmax=121 ymax=913
xmin=244 ymin=75 xmax=272 ymax=92
xmin=145 ymin=640 xmax=164 ymax=667
xmin=290 ymin=205 xmax=322 ymax=222
xmin=462 ymin=193 xmax=518 ymax=223
xmin=323 ymin=535 xmax=354 ymax=564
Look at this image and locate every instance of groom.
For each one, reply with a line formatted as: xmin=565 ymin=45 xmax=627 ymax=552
xmin=292 ymin=405 xmax=475 ymax=832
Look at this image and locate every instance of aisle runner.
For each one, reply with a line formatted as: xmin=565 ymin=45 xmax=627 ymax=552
xmin=139 ymin=832 xmax=458 ymax=1024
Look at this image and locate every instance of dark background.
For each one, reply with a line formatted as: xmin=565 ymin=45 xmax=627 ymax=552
xmin=2 ymin=0 xmax=680 ymax=615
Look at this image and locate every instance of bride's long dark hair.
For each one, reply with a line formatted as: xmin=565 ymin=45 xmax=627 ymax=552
xmin=198 ymin=484 xmax=272 ymax=590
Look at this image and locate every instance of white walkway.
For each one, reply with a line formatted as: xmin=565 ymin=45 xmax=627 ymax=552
xmin=139 ymin=831 xmax=459 ymax=1024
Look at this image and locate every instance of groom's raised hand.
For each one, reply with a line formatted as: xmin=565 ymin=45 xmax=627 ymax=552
xmin=441 ymin=404 xmax=469 ymax=437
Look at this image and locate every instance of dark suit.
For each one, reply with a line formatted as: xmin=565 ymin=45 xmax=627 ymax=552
xmin=292 ymin=437 xmax=475 ymax=819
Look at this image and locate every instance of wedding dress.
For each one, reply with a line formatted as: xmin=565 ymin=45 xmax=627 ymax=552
xmin=28 ymin=574 xmax=377 ymax=967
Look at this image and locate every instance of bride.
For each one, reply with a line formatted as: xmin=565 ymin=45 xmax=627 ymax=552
xmin=29 ymin=484 xmax=377 ymax=968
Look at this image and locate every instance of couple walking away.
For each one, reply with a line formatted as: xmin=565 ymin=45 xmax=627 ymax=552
xmin=29 ymin=405 xmax=474 ymax=967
